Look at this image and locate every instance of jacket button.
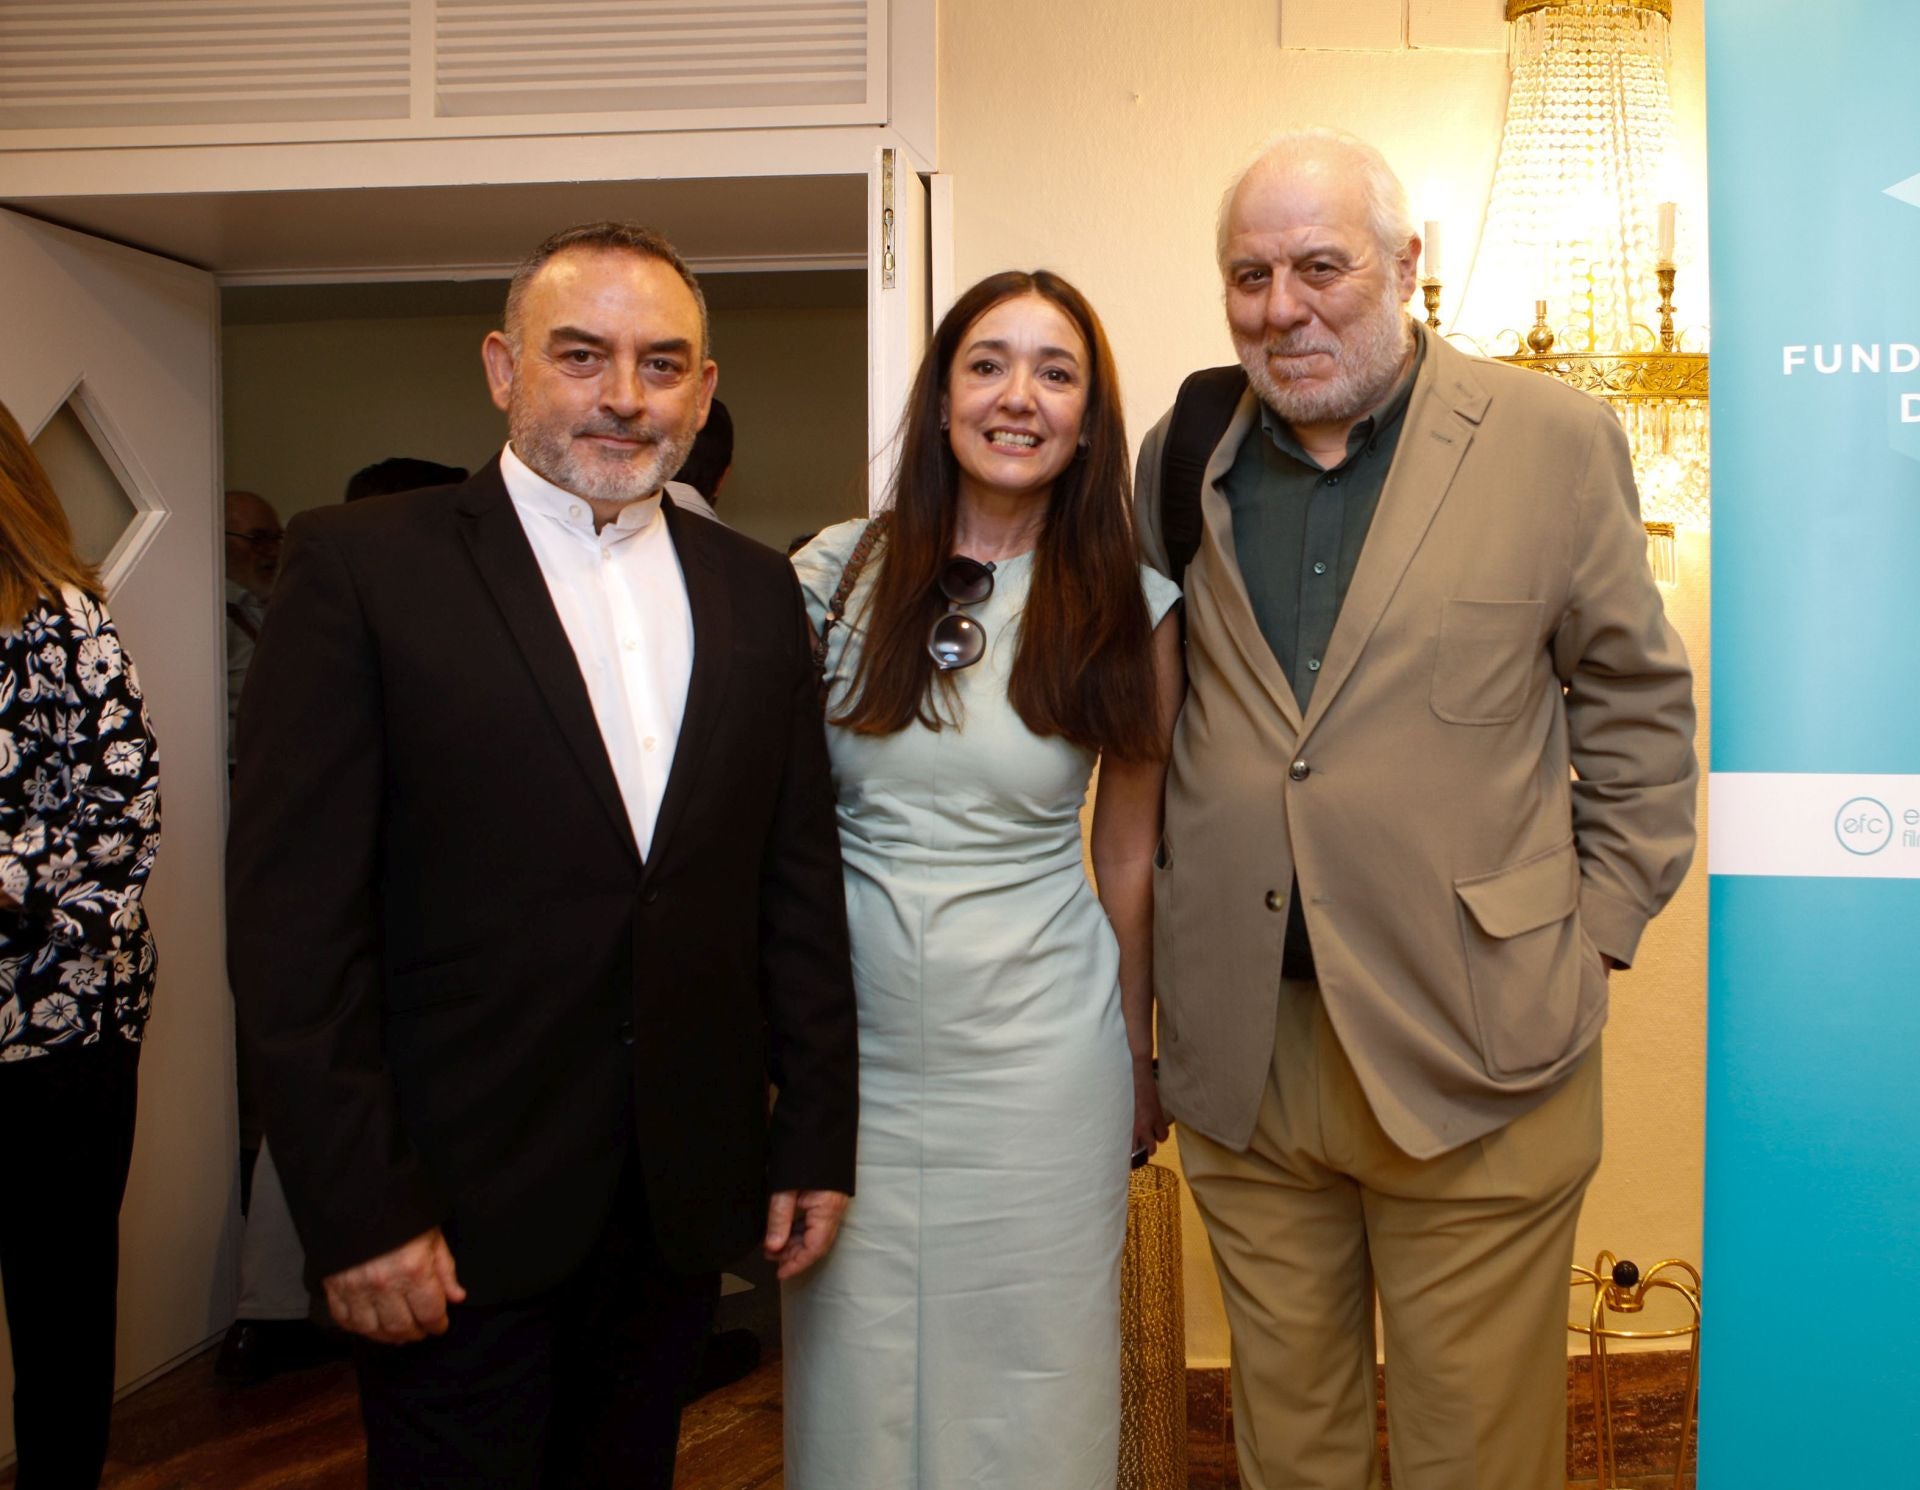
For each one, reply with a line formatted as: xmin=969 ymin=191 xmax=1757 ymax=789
xmin=1289 ymin=759 xmax=1311 ymax=781
xmin=616 ymin=1019 xmax=636 ymax=1047
xmin=1265 ymin=890 xmax=1284 ymax=912
xmin=642 ymin=888 xmax=659 ymax=905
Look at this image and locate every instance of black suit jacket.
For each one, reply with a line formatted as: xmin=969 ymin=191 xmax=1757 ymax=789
xmin=227 ymin=460 xmax=857 ymax=1301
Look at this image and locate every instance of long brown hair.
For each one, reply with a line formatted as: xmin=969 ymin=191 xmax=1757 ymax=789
xmin=835 ymin=270 xmax=1161 ymax=762
xmin=0 ymin=399 xmax=103 ymax=630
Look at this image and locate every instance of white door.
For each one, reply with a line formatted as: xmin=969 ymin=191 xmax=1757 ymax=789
xmin=867 ymin=145 xmax=931 ymax=510
xmin=0 ymin=209 xmax=235 ymax=1462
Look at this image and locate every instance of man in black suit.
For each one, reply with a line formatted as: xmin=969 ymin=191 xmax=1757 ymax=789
xmin=228 ymin=222 xmax=858 ymax=1489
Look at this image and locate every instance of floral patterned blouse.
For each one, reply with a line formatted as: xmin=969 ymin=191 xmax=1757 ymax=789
xmin=0 ymin=588 xmax=161 ymax=1061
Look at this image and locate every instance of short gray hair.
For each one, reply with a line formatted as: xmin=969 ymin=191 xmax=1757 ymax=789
xmin=502 ymin=221 xmax=711 ymax=360
xmin=1215 ymin=127 xmax=1416 ymax=270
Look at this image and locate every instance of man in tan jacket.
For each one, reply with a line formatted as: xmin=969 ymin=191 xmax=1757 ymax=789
xmin=1135 ymin=128 xmax=1697 ymax=1490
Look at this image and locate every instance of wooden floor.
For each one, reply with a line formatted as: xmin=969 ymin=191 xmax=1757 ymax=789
xmin=0 ymin=1349 xmax=788 ymax=1490
xmin=0 ymin=1345 xmax=1691 ymax=1489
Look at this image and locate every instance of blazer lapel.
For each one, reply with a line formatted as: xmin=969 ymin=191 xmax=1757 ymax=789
xmin=1299 ymin=337 xmax=1490 ymax=739
xmin=455 ymin=463 xmax=641 ymax=867
xmin=1196 ymin=393 xmax=1306 ymax=734
xmin=642 ymin=496 xmax=732 ymax=882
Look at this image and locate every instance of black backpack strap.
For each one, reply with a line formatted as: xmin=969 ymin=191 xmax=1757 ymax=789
xmin=1159 ymin=365 xmax=1248 ymax=589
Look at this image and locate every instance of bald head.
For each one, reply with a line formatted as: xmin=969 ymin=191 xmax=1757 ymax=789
xmin=1217 ymin=128 xmax=1415 ymax=271
xmin=225 ymin=489 xmax=283 ymax=601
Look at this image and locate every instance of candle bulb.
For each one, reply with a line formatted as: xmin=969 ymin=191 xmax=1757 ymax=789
xmin=1657 ymin=201 xmax=1677 ymax=267
xmin=1526 ymin=297 xmax=1553 ymax=353
xmin=1422 ymin=219 xmax=1443 ymax=283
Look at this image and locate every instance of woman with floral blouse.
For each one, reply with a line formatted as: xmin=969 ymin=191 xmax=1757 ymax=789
xmin=0 ymin=397 xmax=161 ymax=1489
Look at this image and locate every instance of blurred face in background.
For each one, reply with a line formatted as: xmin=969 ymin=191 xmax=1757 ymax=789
xmin=224 ymin=490 xmax=283 ymax=601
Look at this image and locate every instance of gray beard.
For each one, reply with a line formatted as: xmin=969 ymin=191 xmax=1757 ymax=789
xmin=509 ymin=405 xmax=697 ymax=507
xmin=1236 ymin=291 xmax=1413 ymax=429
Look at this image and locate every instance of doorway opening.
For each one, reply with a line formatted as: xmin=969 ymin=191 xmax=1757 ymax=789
xmin=221 ymin=268 xmax=870 ymax=553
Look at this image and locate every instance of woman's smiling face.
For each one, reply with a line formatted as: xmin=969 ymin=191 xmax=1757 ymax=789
xmin=942 ymin=293 xmax=1090 ymax=508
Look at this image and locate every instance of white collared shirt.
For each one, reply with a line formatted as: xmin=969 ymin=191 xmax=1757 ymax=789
xmin=500 ymin=444 xmax=694 ymax=859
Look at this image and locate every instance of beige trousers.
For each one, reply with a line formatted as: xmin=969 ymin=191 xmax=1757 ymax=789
xmin=1180 ymin=980 xmax=1602 ymax=1490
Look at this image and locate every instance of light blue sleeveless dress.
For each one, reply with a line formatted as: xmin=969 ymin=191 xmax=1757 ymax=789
xmin=784 ymin=519 xmax=1181 ymax=1490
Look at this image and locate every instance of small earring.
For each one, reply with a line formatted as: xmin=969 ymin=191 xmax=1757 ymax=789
xmin=941 ymin=417 xmax=950 ymax=430
xmin=1076 ymin=434 xmax=1091 ymax=453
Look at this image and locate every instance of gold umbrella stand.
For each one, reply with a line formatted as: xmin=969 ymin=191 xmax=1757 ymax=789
xmin=1569 ymin=1252 xmax=1702 ymax=1489
xmin=1118 ymin=1162 xmax=1188 ymax=1490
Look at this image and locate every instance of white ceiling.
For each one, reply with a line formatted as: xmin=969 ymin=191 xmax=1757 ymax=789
xmin=1 ymin=174 xmax=868 ymax=282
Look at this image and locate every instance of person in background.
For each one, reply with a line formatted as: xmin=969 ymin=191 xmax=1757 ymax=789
xmin=222 ymin=490 xmax=281 ymax=773
xmin=664 ymin=395 xmax=731 ymax=522
xmin=0 ymin=397 xmax=162 ymax=1489
xmin=344 ymin=457 xmax=470 ymax=505
xmin=783 ymin=270 xmax=1182 ymax=1489
xmin=1134 ymin=127 xmax=1697 ymax=1489
xmin=218 ymin=484 xmax=340 ymax=1385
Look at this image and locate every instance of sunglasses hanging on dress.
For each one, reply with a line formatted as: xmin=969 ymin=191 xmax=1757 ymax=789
xmin=926 ymin=556 xmax=996 ymax=671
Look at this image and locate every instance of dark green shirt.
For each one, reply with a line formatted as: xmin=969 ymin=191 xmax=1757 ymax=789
xmin=1221 ymin=328 xmax=1425 ymax=710
xmin=1220 ymin=327 xmax=1425 ymax=978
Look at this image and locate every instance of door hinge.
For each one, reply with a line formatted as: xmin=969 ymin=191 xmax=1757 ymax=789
xmin=881 ymin=148 xmax=897 ymax=290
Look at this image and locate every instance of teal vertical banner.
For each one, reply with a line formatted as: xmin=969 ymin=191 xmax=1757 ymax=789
xmin=1704 ymin=1 xmax=1920 ymax=1484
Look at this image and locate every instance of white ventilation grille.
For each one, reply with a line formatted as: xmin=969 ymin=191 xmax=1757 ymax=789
xmin=434 ymin=1 xmax=871 ymax=119
xmin=0 ymin=0 xmax=883 ymax=138
xmin=0 ymin=0 xmax=413 ymax=130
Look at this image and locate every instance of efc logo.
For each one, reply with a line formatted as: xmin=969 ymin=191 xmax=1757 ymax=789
xmin=1835 ymin=797 xmax=1894 ymax=856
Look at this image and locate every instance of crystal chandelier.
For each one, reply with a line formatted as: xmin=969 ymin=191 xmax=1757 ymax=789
xmin=1447 ymin=0 xmax=1709 ymax=584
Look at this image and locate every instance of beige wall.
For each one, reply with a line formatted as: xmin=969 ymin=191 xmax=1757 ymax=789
xmin=945 ymin=0 xmax=1711 ymax=1365
xmin=222 ymin=279 xmax=868 ymax=553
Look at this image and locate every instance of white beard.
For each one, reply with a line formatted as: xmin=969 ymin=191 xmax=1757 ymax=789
xmin=1235 ymin=283 xmax=1414 ymax=429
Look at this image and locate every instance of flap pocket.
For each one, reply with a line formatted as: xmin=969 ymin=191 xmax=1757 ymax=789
xmin=1455 ymin=839 xmax=1579 ymax=940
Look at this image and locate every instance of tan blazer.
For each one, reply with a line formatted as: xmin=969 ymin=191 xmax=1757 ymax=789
xmin=1135 ymin=328 xmax=1697 ymax=1159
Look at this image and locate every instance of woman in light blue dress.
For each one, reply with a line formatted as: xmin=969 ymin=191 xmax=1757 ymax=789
xmin=785 ymin=270 xmax=1182 ymax=1490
